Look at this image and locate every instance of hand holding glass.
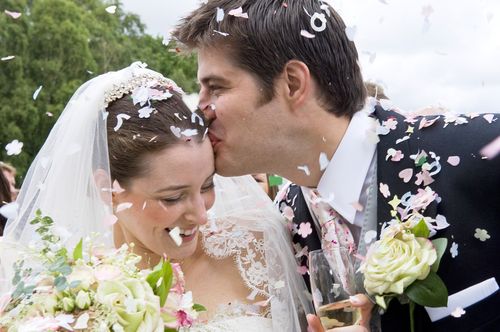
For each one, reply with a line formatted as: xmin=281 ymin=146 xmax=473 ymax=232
xmin=309 ymin=248 xmax=360 ymax=329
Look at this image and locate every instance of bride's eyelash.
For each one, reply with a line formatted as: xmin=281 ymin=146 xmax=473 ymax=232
xmin=160 ymin=183 xmax=214 ymax=205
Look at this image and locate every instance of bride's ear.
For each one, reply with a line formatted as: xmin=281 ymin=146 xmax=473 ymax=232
xmin=94 ymin=168 xmax=113 ymax=206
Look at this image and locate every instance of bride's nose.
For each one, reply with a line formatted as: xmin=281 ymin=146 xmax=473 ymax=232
xmin=185 ymin=194 xmax=208 ymax=226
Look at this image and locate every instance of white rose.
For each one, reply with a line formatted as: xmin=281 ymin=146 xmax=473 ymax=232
xmin=67 ymin=263 xmax=95 ymax=290
xmin=95 ymin=278 xmax=163 ymax=332
xmin=361 ymin=234 xmax=437 ymax=296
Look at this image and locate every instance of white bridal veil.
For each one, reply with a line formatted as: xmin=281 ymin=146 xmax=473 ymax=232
xmin=0 ymin=63 xmax=312 ymax=330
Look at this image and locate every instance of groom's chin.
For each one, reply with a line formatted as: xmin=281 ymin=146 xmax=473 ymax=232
xmin=214 ymin=158 xmax=247 ymax=177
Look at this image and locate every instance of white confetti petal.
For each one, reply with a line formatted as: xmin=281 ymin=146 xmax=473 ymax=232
xmin=4 ymin=10 xmax=22 ymax=19
xmin=310 ymin=12 xmax=327 ymax=32
xmin=33 ymin=85 xmax=43 ymax=100
xmin=451 ymin=307 xmax=465 ymax=318
xmin=181 ymin=129 xmax=198 ymax=137
xmin=73 ymin=312 xmax=90 ymax=329
xmin=297 ymin=165 xmax=311 ymax=176
xmin=364 ymin=230 xmax=377 ymax=244
xmin=105 ymin=5 xmax=117 ymax=14
xmin=0 ymin=202 xmax=19 ymax=219
xmin=170 ymin=125 xmax=181 ymax=138
xmin=345 ymin=25 xmax=357 ymax=41
xmin=216 ymin=7 xmax=224 ymax=22
xmin=114 ymin=113 xmax=131 ymax=131
xmin=116 ymin=202 xmax=133 ymax=213
xmin=1 ymin=55 xmax=15 ymax=61
xmin=483 ymin=114 xmax=495 ymax=124
xmin=169 ymin=227 xmax=183 ymax=247
xmin=450 ymin=242 xmax=458 ymax=258
xmin=319 ymin=152 xmax=329 ymax=171
xmin=213 ymin=30 xmax=229 ymax=37
xmin=5 ymin=139 xmax=23 ymax=156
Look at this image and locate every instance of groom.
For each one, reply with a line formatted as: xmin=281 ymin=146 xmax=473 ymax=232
xmin=173 ymin=0 xmax=499 ymax=331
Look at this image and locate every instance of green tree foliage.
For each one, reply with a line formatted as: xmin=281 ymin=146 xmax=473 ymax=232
xmin=0 ymin=0 xmax=197 ymax=179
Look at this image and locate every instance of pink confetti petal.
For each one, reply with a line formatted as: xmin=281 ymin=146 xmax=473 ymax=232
xmin=398 ymin=168 xmax=413 ymax=183
xmin=297 ymin=222 xmax=313 ymax=238
xmin=300 ymin=30 xmax=315 ymax=38
xmin=447 ymin=156 xmax=460 ymax=166
xmin=351 ymin=201 xmax=364 ymax=212
xmin=228 ymin=7 xmax=248 ymax=18
xmin=103 ymin=214 xmax=118 ymax=226
xmin=112 ymin=180 xmax=125 ymax=194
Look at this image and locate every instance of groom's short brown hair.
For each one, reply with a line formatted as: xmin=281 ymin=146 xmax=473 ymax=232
xmin=173 ymin=0 xmax=366 ymax=117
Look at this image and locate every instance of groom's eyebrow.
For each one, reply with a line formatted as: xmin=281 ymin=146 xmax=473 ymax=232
xmin=199 ymin=75 xmax=229 ymax=85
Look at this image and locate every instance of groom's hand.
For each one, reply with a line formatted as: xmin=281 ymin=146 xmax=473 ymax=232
xmin=307 ymin=294 xmax=373 ymax=332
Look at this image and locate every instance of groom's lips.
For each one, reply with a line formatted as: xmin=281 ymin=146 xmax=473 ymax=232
xmin=208 ymin=131 xmax=221 ymax=149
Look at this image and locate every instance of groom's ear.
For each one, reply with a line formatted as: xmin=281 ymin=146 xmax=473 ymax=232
xmin=280 ymin=60 xmax=311 ymax=110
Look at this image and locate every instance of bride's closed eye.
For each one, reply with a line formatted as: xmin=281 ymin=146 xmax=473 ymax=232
xmin=160 ymin=182 xmax=214 ymax=206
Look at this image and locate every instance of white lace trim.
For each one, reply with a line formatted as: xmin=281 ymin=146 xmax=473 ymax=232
xmin=201 ymin=217 xmax=271 ymax=301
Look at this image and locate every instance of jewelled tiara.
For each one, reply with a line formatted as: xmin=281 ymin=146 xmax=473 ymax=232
xmin=103 ymin=73 xmax=182 ymax=107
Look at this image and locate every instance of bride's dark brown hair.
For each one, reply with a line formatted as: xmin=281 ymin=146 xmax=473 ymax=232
xmin=106 ymin=87 xmax=207 ymax=189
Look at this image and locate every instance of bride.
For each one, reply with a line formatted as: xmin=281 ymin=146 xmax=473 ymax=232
xmin=0 ymin=62 xmax=312 ymax=331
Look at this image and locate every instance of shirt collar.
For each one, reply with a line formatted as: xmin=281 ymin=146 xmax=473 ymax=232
xmin=317 ymin=107 xmax=377 ymax=224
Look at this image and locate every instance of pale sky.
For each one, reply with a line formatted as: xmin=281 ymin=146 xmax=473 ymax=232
xmin=121 ymin=0 xmax=500 ymax=113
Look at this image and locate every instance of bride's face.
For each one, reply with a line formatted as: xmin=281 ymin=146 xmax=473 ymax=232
xmin=113 ymin=139 xmax=216 ymax=260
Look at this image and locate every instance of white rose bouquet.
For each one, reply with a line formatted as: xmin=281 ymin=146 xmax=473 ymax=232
xmin=0 ymin=210 xmax=205 ymax=331
xmin=359 ymin=189 xmax=448 ymax=332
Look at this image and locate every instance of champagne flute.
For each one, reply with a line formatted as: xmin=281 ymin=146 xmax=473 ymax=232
xmin=309 ymin=248 xmax=360 ymax=329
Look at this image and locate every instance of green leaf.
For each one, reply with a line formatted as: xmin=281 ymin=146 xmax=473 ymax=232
xmin=431 ymin=238 xmax=448 ymax=273
xmin=193 ymin=303 xmax=207 ymax=312
xmin=54 ymin=276 xmax=68 ymax=292
xmin=411 ymin=219 xmax=430 ymax=238
xmin=157 ymin=261 xmax=173 ymax=307
xmin=164 ymin=328 xmax=177 ymax=332
xmin=73 ymin=238 xmax=83 ymax=261
xmin=405 ymin=271 xmax=448 ymax=307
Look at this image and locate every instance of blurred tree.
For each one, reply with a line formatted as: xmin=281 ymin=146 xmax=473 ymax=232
xmin=0 ymin=0 xmax=198 ymax=180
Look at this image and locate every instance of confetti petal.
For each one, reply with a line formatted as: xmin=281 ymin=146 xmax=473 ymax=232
xmin=447 ymin=156 xmax=460 ymax=166
xmin=451 ymin=307 xmax=465 ymax=318
xmin=113 ymin=114 xmax=130 ymax=131
xmin=105 ymin=5 xmax=117 ymax=14
xmin=103 ymin=214 xmax=118 ymax=226
xmin=5 ymin=139 xmax=23 ymax=156
xmin=297 ymin=165 xmax=311 ymax=176
xmin=319 ymin=152 xmax=329 ymax=171
xmin=483 ymin=114 xmax=495 ymax=124
xmin=345 ymin=25 xmax=357 ymax=41
xmin=474 ymin=228 xmax=490 ymax=242
xmin=170 ymin=125 xmax=181 ymax=138
xmin=398 ymin=168 xmax=413 ymax=183
xmin=213 ymin=30 xmax=229 ymax=37
xmin=364 ymin=230 xmax=377 ymax=244
xmin=4 ymin=10 xmax=21 ymax=19
xmin=300 ymin=30 xmax=315 ymax=38
xmin=351 ymin=201 xmax=364 ymax=212
xmin=379 ymin=183 xmax=390 ymax=198
xmin=116 ymin=202 xmax=133 ymax=213
xmin=228 ymin=7 xmax=248 ymax=18
xmin=169 ymin=226 xmax=183 ymax=246
xmin=33 ymin=85 xmax=43 ymax=100
xmin=450 ymin=242 xmax=458 ymax=258
xmin=216 ymin=7 xmax=224 ymax=22
xmin=1 ymin=55 xmax=15 ymax=61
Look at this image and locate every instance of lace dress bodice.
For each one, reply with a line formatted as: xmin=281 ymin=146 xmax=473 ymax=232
xmin=185 ymin=217 xmax=274 ymax=331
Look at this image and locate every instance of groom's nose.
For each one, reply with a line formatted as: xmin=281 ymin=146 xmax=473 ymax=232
xmin=198 ymin=103 xmax=216 ymax=125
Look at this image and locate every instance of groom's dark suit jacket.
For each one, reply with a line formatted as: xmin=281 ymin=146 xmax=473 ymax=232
xmin=376 ymin=108 xmax=499 ymax=331
xmin=278 ymin=106 xmax=499 ymax=331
